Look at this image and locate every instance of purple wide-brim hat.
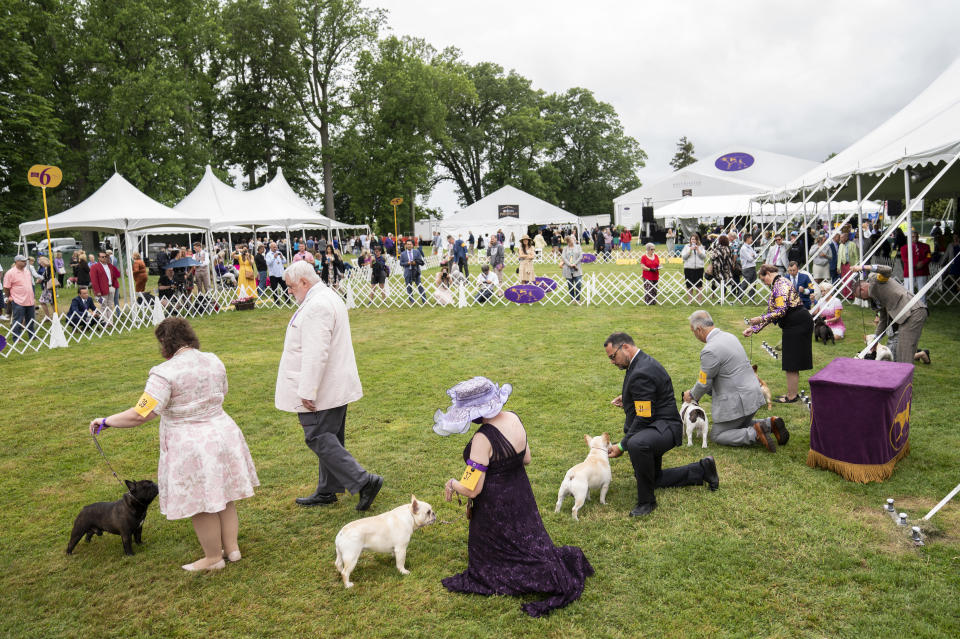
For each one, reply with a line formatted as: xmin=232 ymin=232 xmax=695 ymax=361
xmin=433 ymin=376 xmax=513 ymax=436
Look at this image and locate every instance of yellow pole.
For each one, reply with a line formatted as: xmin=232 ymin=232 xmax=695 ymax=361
xmin=392 ymin=203 xmax=399 ymax=258
xmin=40 ymin=186 xmax=59 ymax=315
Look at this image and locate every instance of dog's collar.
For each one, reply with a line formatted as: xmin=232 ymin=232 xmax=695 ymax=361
xmin=590 ymin=445 xmax=609 ymax=453
xmin=124 ymin=491 xmax=148 ymax=508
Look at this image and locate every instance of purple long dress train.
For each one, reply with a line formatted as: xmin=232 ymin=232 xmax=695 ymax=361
xmin=442 ymin=423 xmax=594 ymax=617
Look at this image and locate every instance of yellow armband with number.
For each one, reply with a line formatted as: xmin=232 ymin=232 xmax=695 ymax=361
xmin=459 ymin=460 xmax=488 ymax=491
xmin=133 ymin=392 xmax=159 ymax=417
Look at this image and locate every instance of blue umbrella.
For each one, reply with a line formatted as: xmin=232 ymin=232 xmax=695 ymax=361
xmin=166 ymin=257 xmax=201 ymax=269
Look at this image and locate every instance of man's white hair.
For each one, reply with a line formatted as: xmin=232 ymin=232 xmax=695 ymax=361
xmin=283 ymin=260 xmax=319 ymax=285
xmin=688 ymin=309 xmax=714 ymax=330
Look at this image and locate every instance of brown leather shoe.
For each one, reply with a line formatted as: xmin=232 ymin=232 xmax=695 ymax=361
xmin=753 ymin=422 xmax=777 ymax=452
xmin=770 ymin=417 xmax=789 ymax=446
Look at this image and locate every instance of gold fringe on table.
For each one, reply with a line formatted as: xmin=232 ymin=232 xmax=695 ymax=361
xmin=806 ymin=443 xmax=910 ymax=484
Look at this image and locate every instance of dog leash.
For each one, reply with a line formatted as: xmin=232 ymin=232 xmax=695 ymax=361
xmin=91 ymin=432 xmax=146 ymax=506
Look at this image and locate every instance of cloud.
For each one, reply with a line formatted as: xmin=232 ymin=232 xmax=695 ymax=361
xmin=373 ymin=0 xmax=960 ymax=213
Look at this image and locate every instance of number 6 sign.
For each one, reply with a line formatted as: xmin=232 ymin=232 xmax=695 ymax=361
xmin=28 ymin=165 xmax=63 ymax=188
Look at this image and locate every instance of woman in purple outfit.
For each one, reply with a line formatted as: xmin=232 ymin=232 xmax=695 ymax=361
xmin=436 ymin=377 xmax=593 ymax=617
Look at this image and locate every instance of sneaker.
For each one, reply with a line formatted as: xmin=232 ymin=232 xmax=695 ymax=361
xmin=770 ymin=417 xmax=790 ymax=446
xmin=0 ymin=314 xmax=9 ymax=321
xmin=753 ymin=422 xmax=777 ymax=452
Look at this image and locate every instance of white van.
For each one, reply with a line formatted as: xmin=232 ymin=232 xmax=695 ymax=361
xmin=36 ymin=237 xmax=82 ymax=256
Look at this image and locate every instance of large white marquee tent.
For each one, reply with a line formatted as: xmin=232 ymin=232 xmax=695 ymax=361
xmin=614 ymin=147 xmax=818 ymax=227
xmin=438 ymin=185 xmax=582 ymax=241
xmin=762 ymin=57 xmax=960 ymax=204
xmin=758 ymin=57 xmax=960 ymax=323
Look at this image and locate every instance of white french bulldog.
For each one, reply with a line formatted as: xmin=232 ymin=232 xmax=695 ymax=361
xmin=334 ymin=495 xmax=436 ymax=588
xmin=555 ymin=433 xmax=612 ymax=521
xmin=680 ymin=399 xmax=710 ymax=448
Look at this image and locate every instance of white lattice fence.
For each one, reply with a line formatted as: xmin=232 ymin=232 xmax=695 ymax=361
xmin=4 ymin=261 xmax=955 ymax=359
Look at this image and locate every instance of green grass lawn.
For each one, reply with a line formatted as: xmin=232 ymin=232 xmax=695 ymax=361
xmin=2 ymin=304 xmax=959 ymax=638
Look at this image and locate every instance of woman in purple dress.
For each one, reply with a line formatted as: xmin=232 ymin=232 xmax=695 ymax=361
xmin=436 ymin=377 xmax=593 ymax=617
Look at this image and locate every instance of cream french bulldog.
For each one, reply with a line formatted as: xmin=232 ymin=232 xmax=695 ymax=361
xmin=555 ymin=433 xmax=612 ymax=521
xmin=334 ymin=495 xmax=436 ymax=588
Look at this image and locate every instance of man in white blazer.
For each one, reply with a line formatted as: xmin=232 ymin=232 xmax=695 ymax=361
xmin=682 ymin=310 xmax=789 ymax=452
xmin=276 ymin=261 xmax=383 ymax=509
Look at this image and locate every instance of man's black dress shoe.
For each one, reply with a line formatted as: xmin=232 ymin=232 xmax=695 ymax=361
xmin=355 ymin=474 xmax=383 ymax=511
xmin=629 ymin=502 xmax=657 ymax=517
xmin=700 ymin=456 xmax=720 ymax=491
xmin=295 ymin=492 xmax=337 ymax=507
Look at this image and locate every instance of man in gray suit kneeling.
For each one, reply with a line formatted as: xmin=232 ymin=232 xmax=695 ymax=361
xmin=682 ymin=310 xmax=789 ymax=453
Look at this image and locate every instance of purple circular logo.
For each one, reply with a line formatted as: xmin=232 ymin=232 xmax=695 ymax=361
xmin=534 ymin=277 xmax=558 ymax=292
xmin=715 ymin=153 xmax=755 ymax=172
xmin=503 ymin=285 xmax=545 ymax=304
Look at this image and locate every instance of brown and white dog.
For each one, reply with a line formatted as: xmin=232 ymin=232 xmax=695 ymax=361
xmin=680 ymin=399 xmax=709 ymax=448
xmin=555 ymin=433 xmax=612 ymax=521
xmin=753 ymin=364 xmax=773 ymax=410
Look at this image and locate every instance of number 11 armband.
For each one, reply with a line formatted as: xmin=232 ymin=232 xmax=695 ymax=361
xmin=459 ymin=459 xmax=488 ymax=491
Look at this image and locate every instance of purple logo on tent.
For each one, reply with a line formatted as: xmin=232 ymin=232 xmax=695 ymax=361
xmin=534 ymin=277 xmax=557 ymax=292
xmin=504 ymin=284 xmax=545 ymax=304
xmin=715 ymin=152 xmax=754 ymax=172
xmin=582 ymin=253 xmax=597 ymax=263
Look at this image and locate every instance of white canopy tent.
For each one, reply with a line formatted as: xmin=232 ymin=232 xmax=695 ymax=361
xmin=768 ymin=58 xmax=960 ymax=202
xmin=174 ymin=165 xmax=331 ymax=231
xmin=759 ymin=57 xmax=960 ymax=302
xmin=653 ymin=194 xmax=880 ymax=221
xmin=438 ymin=185 xmax=583 ymax=241
xmin=19 ymin=172 xmax=211 ymax=306
xmin=615 ymin=147 xmax=818 ymax=227
xmin=19 ymin=172 xmax=209 ymax=236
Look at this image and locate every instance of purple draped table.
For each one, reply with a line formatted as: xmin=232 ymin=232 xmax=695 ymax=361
xmin=807 ymin=357 xmax=912 ymax=483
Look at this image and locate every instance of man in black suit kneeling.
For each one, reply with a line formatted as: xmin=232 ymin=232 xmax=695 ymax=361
xmin=604 ymin=332 xmax=719 ymax=517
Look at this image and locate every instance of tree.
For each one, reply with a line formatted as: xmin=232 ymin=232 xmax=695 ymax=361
xmin=432 ymin=61 xmax=547 ymax=206
xmin=0 ymin=1 xmax=67 ymax=247
xmin=278 ymin=0 xmax=385 ymax=220
xmin=336 ymin=37 xmax=469 ymax=231
xmin=77 ymin=0 xmax=222 ymax=203
xmin=540 ymin=88 xmax=646 ymax=215
xmin=219 ymin=0 xmax=320 ymax=196
xmin=669 ymin=136 xmax=696 ymax=171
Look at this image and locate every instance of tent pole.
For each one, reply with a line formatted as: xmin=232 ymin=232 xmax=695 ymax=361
xmin=856 ymin=175 xmax=864 ymax=269
xmin=818 ymin=150 xmax=960 ymax=324
xmin=285 ymin=228 xmax=292 ymax=261
xmin=904 ymin=168 xmax=914 ymax=293
xmin=124 ymin=230 xmax=135 ymax=312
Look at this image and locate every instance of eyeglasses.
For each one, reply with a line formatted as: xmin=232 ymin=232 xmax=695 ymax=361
xmin=607 ymin=344 xmax=624 ymax=360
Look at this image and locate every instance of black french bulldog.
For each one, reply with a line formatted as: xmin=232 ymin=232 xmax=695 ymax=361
xmin=66 ymin=479 xmax=159 ymax=556
xmin=814 ymin=316 xmax=835 ymax=345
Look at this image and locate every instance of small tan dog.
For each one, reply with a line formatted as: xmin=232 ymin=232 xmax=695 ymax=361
xmin=555 ymin=433 xmax=612 ymax=521
xmin=334 ymin=495 xmax=436 ymax=588
xmin=753 ymin=364 xmax=772 ymax=410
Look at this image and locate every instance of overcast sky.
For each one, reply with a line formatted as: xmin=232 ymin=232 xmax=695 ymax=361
xmin=371 ymin=0 xmax=960 ymax=215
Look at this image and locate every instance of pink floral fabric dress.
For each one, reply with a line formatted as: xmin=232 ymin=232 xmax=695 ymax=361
xmin=143 ymin=349 xmax=259 ymax=520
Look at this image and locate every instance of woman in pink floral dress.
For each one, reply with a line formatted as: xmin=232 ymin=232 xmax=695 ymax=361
xmin=88 ymin=317 xmax=259 ymax=572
